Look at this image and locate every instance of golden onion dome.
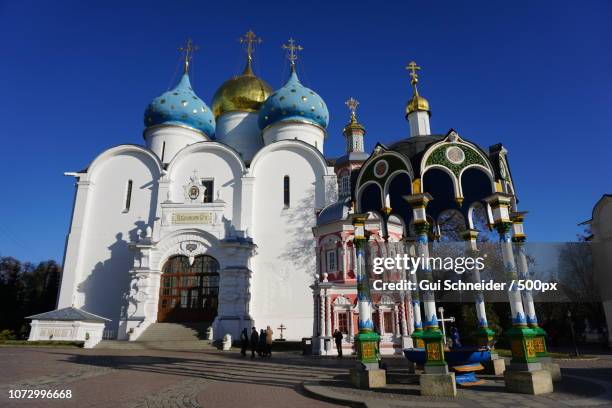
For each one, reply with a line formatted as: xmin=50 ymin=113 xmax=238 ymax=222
xmin=211 ymin=61 xmax=273 ymax=118
xmin=406 ymin=93 xmax=430 ymax=116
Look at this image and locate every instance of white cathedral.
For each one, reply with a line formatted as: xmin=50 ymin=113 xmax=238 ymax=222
xmin=52 ymin=35 xmax=339 ymax=343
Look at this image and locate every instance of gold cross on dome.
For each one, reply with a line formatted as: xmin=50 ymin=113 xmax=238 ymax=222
xmin=345 ymin=97 xmax=359 ymax=119
xmin=239 ymin=30 xmax=262 ymax=61
xmin=179 ymin=38 xmax=199 ymax=73
xmin=282 ymin=38 xmax=303 ymax=66
xmin=406 ymin=61 xmax=421 ymax=85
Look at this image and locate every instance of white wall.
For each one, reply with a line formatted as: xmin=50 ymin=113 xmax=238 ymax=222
xmin=167 ymin=142 xmax=244 ymax=226
xmin=59 ymin=147 xmax=161 ymax=332
xmin=145 ymin=126 xmax=209 ymax=164
xmin=215 ymin=112 xmax=263 ymax=164
xmin=262 ymin=122 xmax=326 ymax=154
xmin=250 ymin=141 xmax=328 ymax=340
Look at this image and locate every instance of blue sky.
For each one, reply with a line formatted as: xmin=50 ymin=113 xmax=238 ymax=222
xmin=0 ymin=1 xmax=610 ymax=263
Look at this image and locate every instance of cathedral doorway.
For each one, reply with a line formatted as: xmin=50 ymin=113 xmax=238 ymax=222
xmin=157 ymin=255 xmax=220 ymax=322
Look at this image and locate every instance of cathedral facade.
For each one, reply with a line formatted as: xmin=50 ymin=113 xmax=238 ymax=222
xmin=57 ymin=35 xmax=337 ymax=341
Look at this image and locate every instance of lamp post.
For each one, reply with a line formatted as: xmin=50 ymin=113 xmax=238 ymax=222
xmin=567 ymin=310 xmax=579 ymax=357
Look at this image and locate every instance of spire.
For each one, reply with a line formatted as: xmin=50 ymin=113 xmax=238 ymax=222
xmin=178 ymin=38 xmax=199 ymax=74
xmin=405 ymin=60 xmax=431 ymax=137
xmin=239 ymin=29 xmax=262 ymax=76
xmin=406 ymin=61 xmax=421 ymax=96
xmin=282 ymin=37 xmax=303 ymax=72
xmin=405 ymin=60 xmax=430 ymax=116
xmin=343 ymin=97 xmax=365 ymax=153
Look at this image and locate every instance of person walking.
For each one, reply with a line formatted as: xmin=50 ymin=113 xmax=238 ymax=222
xmin=249 ymin=327 xmax=259 ymax=358
xmin=240 ymin=328 xmax=249 ymax=357
xmin=333 ymin=329 xmax=344 ymax=358
xmin=258 ymin=329 xmax=267 ymax=357
xmin=266 ymin=326 xmax=273 ymax=357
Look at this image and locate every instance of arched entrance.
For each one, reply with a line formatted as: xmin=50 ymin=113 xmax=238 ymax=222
xmin=157 ymin=255 xmax=220 ymax=322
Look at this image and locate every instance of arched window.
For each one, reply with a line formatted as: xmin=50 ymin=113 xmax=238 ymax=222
xmin=283 ymin=175 xmax=290 ymax=208
xmin=124 ymin=180 xmax=133 ymax=212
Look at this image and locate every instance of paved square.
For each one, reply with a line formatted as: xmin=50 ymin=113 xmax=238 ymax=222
xmin=1 ymin=347 xmax=612 ymax=408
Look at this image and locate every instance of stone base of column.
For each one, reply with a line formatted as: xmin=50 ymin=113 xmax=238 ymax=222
xmin=482 ymin=353 xmax=506 ymax=376
xmin=539 ymin=356 xmax=561 ymax=382
xmin=504 ymin=369 xmax=553 ymax=395
xmin=349 ymin=367 xmax=386 ymax=389
xmin=420 ymin=372 xmax=457 ymax=397
xmin=401 ymin=335 xmax=413 ymax=349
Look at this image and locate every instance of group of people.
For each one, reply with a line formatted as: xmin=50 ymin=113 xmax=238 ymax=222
xmin=240 ymin=326 xmax=273 ymax=358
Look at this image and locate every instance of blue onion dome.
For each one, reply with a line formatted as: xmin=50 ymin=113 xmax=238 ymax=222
xmin=258 ymin=69 xmax=329 ymax=131
xmin=144 ymin=72 xmax=215 ymax=137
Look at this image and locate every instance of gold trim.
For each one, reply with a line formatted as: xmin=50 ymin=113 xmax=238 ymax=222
xmin=412 ymin=178 xmax=422 ymax=194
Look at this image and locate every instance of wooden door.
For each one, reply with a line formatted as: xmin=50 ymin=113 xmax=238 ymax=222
xmin=157 ymin=255 xmax=219 ymax=322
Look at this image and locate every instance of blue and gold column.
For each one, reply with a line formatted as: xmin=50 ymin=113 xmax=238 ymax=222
xmin=511 ymin=212 xmax=549 ymax=360
xmin=461 ymin=229 xmax=496 ymax=347
xmin=485 ymin=193 xmax=538 ymax=367
xmin=352 ymin=214 xmax=380 ymax=366
xmin=405 ymin=193 xmax=447 ymax=373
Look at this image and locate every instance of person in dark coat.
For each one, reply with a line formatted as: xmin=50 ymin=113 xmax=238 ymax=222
xmin=249 ymin=327 xmax=259 ymax=358
xmin=240 ymin=328 xmax=249 ymax=357
xmin=333 ymin=329 xmax=344 ymax=358
xmin=258 ymin=329 xmax=267 ymax=357
xmin=450 ymin=327 xmax=462 ymax=349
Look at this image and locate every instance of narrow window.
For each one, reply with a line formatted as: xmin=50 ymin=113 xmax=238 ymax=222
xmin=201 ymin=179 xmax=214 ymax=203
xmin=124 ymin=180 xmax=133 ymax=212
xmin=283 ymin=175 xmax=290 ymax=208
xmin=337 ymin=312 xmax=348 ymax=334
xmin=326 ymin=249 xmax=337 ymax=272
xmin=383 ymin=312 xmax=393 ymax=334
xmin=340 ymin=175 xmax=350 ymax=198
xmin=161 ymin=141 xmax=166 ymax=162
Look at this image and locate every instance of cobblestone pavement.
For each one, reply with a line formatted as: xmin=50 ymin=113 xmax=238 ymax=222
xmin=1 ymin=347 xmax=612 ymax=408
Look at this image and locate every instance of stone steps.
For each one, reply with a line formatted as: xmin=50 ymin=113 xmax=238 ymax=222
xmin=96 ymin=322 xmax=215 ymax=350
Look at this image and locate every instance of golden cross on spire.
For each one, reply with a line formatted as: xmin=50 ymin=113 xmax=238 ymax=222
xmin=179 ymin=38 xmax=199 ymax=73
xmin=239 ymin=30 xmax=262 ymax=62
xmin=406 ymin=61 xmax=421 ymax=85
xmin=345 ymin=97 xmax=360 ymax=119
xmin=282 ymin=38 xmax=303 ymax=67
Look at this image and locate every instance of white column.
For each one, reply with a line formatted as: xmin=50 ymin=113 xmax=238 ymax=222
xmin=238 ymin=177 xmax=255 ymax=231
xmin=400 ymin=299 xmax=408 ymax=336
xmin=378 ymin=308 xmax=384 ymax=334
xmin=498 ymin=227 xmax=527 ymax=326
xmin=515 ymin=240 xmax=538 ymax=325
xmin=325 ymin=291 xmax=332 ymax=337
xmin=341 ymin=242 xmax=348 ymax=281
xmin=394 ymin=305 xmax=401 ymax=337
xmin=464 ymin=231 xmax=489 ymax=328
xmin=348 ymin=309 xmax=354 ymax=342
xmin=319 ymin=294 xmax=325 ymax=337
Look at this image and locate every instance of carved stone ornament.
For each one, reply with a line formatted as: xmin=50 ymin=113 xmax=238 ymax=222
xmin=184 ymin=170 xmax=203 ymax=203
xmin=178 ymin=241 xmax=206 ymax=265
